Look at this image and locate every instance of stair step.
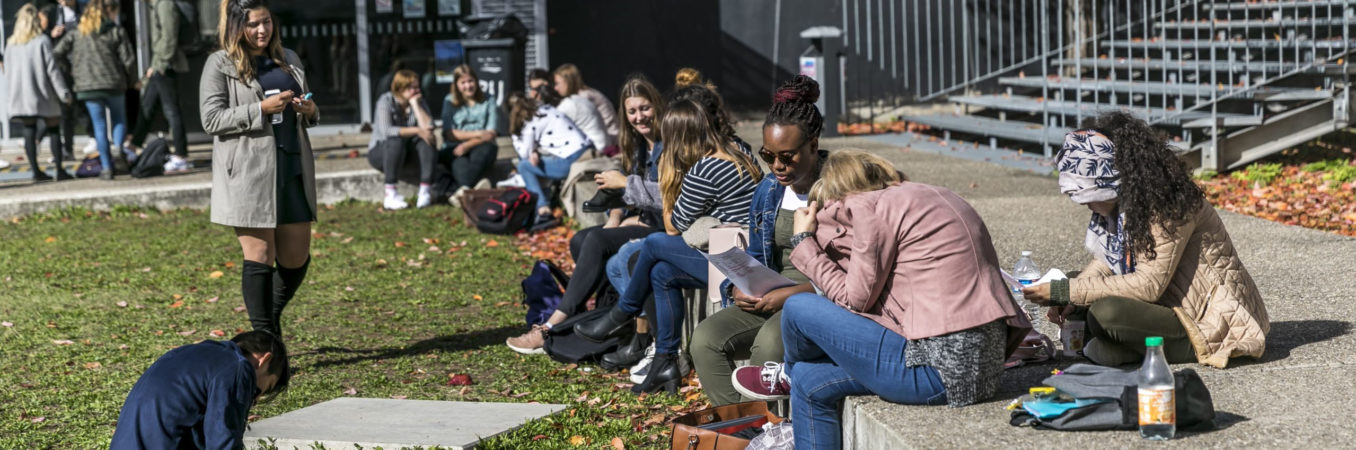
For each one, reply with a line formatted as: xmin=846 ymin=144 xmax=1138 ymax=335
xmin=1052 ymin=57 xmax=1353 ymax=74
xmin=900 ymin=114 xmax=1070 ymax=146
xmin=1102 ymin=39 xmax=1354 ymax=50
xmin=1180 ymin=115 xmax=1266 ymax=128
xmin=949 ymin=94 xmax=1249 ymax=124
xmin=1156 ymin=18 xmax=1354 ymax=30
xmin=1203 ymin=0 xmax=1355 ymax=11
xmin=997 ymin=77 xmax=1333 ymax=101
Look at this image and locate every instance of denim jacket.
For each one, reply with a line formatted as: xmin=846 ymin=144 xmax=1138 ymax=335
xmin=717 ymin=150 xmax=826 ymax=304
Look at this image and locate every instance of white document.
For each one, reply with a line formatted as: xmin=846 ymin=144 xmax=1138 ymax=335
xmin=1000 ymin=268 xmax=1068 ymax=290
xmin=705 ymin=247 xmax=798 ymax=297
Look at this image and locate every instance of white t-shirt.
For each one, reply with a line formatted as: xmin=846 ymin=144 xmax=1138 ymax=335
xmin=781 ymin=190 xmax=809 ymax=210
xmin=557 ymin=94 xmax=607 ymax=153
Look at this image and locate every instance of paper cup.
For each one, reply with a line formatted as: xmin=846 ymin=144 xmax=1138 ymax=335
xmin=1060 ymin=320 xmax=1086 ymax=357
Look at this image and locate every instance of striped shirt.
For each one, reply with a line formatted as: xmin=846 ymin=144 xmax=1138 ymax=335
xmin=671 ymin=157 xmax=759 ymax=231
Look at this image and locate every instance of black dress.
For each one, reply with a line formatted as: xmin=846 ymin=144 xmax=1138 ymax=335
xmin=255 ymin=56 xmax=313 ymax=225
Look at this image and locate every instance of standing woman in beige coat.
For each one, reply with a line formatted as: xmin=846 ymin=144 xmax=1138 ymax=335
xmin=201 ymin=0 xmax=319 ymax=338
xmin=1023 ymin=112 xmax=1269 ymax=368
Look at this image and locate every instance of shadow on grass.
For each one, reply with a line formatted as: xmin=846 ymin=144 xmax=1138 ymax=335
xmin=300 ymin=324 xmax=524 ymax=370
xmin=1233 ymin=319 xmax=1351 ymax=367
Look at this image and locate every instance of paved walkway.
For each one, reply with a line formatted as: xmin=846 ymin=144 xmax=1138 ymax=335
xmin=3 ymin=125 xmax=1351 ymax=446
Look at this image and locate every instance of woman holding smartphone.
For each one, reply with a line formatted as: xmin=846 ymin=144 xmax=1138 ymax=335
xmin=201 ymin=0 xmax=319 ymax=338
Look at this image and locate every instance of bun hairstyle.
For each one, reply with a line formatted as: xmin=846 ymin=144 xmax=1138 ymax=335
xmin=674 ymin=67 xmax=708 ymax=90
xmin=764 ymin=75 xmax=824 ymax=140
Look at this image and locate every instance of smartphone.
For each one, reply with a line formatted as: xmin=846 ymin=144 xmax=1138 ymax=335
xmin=302 ymin=92 xmax=314 ymax=101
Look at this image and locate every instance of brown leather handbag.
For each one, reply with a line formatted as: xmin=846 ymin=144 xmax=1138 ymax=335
xmin=670 ymin=401 xmax=784 ymax=450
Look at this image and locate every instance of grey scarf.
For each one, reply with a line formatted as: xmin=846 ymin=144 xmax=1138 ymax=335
xmin=1057 ymin=130 xmax=1133 ymax=274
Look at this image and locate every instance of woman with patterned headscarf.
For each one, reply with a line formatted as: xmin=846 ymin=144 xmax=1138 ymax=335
xmin=1022 ymin=111 xmax=1269 ymax=368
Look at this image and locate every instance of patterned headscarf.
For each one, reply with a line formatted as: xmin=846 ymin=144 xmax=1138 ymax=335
xmin=1057 ymin=130 xmax=1134 ymax=274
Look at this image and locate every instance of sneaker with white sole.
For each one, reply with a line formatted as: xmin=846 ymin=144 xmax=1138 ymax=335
xmin=82 ymin=140 xmax=97 ymax=156
xmin=383 ymin=195 xmax=409 ymax=210
xmin=505 ymin=324 xmax=548 ymax=355
xmin=416 ymin=192 xmax=433 ymax=209
xmin=163 ymin=155 xmax=193 ymax=173
xmin=628 ymin=343 xmax=656 ymax=384
xmin=732 ymin=361 xmax=792 ymax=401
xmin=0 ymin=159 xmax=10 ymax=169
xmin=474 ymin=178 xmax=492 ymax=190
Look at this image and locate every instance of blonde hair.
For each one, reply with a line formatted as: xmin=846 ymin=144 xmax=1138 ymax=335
xmin=448 ymin=64 xmax=486 ymax=106
xmin=659 ymin=100 xmax=763 ymax=220
xmin=218 ymin=0 xmax=289 ymax=82
xmin=809 ymin=150 xmax=908 ymax=203
xmin=7 ymin=4 xmax=43 ymax=46
xmin=553 ymin=63 xmax=587 ymax=97
xmin=674 ymin=67 xmax=707 ymax=89
xmin=616 ymin=75 xmax=665 ymax=175
xmin=77 ymin=0 xmax=118 ymax=36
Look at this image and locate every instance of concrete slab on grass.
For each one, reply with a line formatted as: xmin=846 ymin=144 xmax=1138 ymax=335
xmin=243 ymin=398 xmax=565 ymax=450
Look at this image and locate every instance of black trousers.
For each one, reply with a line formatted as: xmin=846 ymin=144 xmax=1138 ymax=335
xmin=15 ymin=117 xmax=62 ymax=173
xmin=130 ymin=71 xmax=188 ymax=158
xmin=369 ymin=136 xmax=437 ymax=184
xmin=438 ymin=140 xmax=499 ymax=190
xmin=57 ymin=100 xmax=78 ymax=155
xmin=556 ymin=224 xmax=658 ymax=317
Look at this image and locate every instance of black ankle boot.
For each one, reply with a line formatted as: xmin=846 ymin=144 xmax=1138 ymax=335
xmin=271 ymin=257 xmax=310 ymax=338
xmin=581 ymin=188 xmax=626 ymax=213
xmin=632 ymin=353 xmax=683 ymax=394
xmin=575 ymin=307 xmax=635 ymax=342
xmin=601 ymin=332 xmax=651 ymax=371
xmin=241 ymin=261 xmax=277 ymax=335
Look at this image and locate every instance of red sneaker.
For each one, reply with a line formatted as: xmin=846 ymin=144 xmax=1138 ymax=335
xmin=732 ymin=362 xmax=791 ymax=401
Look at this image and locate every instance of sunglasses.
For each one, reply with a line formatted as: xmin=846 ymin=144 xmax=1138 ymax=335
xmin=758 ymin=148 xmax=799 ymax=166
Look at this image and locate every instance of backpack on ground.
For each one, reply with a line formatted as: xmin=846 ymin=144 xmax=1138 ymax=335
xmin=75 ymin=156 xmax=102 ymax=178
xmin=131 ymin=138 xmax=170 ymax=178
xmin=1009 ymin=363 xmax=1216 ymax=432
xmin=542 ymin=306 xmax=630 ymax=365
xmin=523 ymin=260 xmax=568 ymax=326
xmin=172 ymin=0 xmax=209 ymax=54
xmin=473 ymin=188 xmax=537 ymax=235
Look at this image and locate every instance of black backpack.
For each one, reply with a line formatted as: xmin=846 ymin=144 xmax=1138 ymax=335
xmin=474 ymin=188 xmax=537 ymax=235
xmin=131 ymin=138 xmax=170 ymax=179
xmin=543 ymin=297 xmax=628 ymax=365
xmin=172 ymin=0 xmax=209 ymax=54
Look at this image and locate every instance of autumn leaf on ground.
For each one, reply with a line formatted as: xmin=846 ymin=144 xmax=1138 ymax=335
xmin=177 ymin=330 xmax=196 ymax=337
xmin=30 ymin=416 xmax=45 ymax=423
xmin=208 ymin=271 xmax=224 ymax=279
xmin=447 ymin=374 xmax=474 ymax=386
xmin=52 ymin=339 xmax=75 ymax=345
xmin=84 ymin=362 xmax=102 ymax=369
xmin=485 ymin=240 xmax=499 ymax=248
xmin=44 ymin=236 xmax=57 ymax=243
xmin=395 ymin=241 xmax=406 ymax=248
xmin=390 ymin=395 xmax=408 ymax=400
xmin=610 ymin=437 xmax=626 ymax=450
xmin=568 ymin=435 xmax=587 ymax=446
xmin=233 ymin=306 xmax=247 ymax=313
xmin=169 ymin=301 xmax=184 ymax=309
xmin=1 ymin=321 xmax=12 ymax=327
xmin=210 ymin=330 xmax=226 ymax=337
xmin=472 ymin=295 xmax=483 ymax=301
xmin=116 ymin=301 xmax=128 ymax=308
xmin=206 ymin=296 xmax=219 ymax=303
xmin=343 ymin=387 xmax=357 ymax=395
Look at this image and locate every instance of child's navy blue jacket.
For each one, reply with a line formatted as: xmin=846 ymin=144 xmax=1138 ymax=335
xmin=110 ymin=339 xmax=258 ymax=450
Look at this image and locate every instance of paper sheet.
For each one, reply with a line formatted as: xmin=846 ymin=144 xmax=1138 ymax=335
xmin=1000 ymin=268 xmax=1068 ymax=290
xmin=705 ymin=247 xmax=798 ymax=298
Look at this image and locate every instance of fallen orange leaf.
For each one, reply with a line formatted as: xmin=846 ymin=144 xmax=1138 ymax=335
xmin=208 ymin=271 xmax=224 ymax=279
xmin=169 ymin=301 xmax=184 ymax=309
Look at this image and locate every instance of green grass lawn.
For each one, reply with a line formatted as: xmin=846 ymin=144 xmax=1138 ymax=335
xmin=0 ymin=202 xmax=696 ymax=449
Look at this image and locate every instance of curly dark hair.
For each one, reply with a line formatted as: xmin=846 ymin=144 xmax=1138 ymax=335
xmin=666 ymin=84 xmax=736 ymax=139
xmin=1078 ymin=111 xmax=1204 ymax=261
xmin=764 ymin=75 xmax=824 ymax=139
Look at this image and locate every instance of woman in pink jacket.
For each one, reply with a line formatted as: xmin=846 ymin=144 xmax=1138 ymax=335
xmin=750 ymin=150 xmax=1028 ymax=448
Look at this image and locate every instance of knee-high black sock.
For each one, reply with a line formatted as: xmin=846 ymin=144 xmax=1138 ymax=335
xmin=242 ymin=260 xmax=277 ymax=335
xmin=272 ymin=256 xmax=310 ymax=337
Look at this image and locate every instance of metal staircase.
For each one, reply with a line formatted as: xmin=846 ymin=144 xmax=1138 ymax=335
xmin=856 ymin=0 xmax=1356 ymax=171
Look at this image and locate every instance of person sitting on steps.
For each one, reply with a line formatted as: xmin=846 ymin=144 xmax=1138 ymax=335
xmin=1021 ymin=112 xmax=1270 ymax=368
xmin=367 ymin=69 xmax=438 ymax=210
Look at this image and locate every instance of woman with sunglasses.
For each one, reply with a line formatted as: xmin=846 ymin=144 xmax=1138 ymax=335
xmin=689 ymin=75 xmax=825 ymax=406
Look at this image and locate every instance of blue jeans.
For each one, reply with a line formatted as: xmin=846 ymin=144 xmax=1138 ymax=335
xmin=517 ymin=151 xmax=584 ymax=210
xmin=782 ymin=293 xmax=948 ymax=449
xmin=84 ymin=97 xmax=128 ymax=174
xmin=616 ymin=233 xmax=709 ymax=354
xmin=606 ymin=238 xmax=645 ymax=296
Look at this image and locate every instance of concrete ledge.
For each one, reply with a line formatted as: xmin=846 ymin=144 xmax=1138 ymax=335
xmin=0 ymin=169 xmax=387 ymax=219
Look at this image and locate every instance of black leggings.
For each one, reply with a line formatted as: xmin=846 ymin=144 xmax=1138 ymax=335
xmin=16 ymin=118 xmax=62 ymax=173
xmin=130 ymin=71 xmax=188 ymax=158
xmin=556 ymin=224 xmax=657 ymax=317
xmin=368 ymin=136 xmax=437 ymax=184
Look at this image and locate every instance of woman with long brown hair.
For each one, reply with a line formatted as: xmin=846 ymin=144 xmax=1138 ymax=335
xmin=200 ymin=0 xmax=319 ymax=338
xmin=5 ymin=2 xmax=72 ymax=182
xmin=505 ymin=75 xmax=665 ymax=361
xmin=440 ymin=64 xmax=499 ymax=193
xmin=576 ymin=99 xmax=762 ymax=394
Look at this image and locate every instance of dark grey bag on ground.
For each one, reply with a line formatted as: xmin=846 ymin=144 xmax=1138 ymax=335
xmin=1010 ymin=363 xmax=1216 ymax=431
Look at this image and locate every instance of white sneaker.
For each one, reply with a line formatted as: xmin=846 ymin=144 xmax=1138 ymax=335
xmin=163 ymin=155 xmax=193 ymax=173
xmin=628 ymin=343 xmax=656 ymax=384
xmin=383 ymin=195 xmax=409 ymax=210
xmin=0 ymin=159 xmax=11 ymax=169
xmin=82 ymin=140 xmax=97 ymax=156
xmin=474 ymin=178 xmax=492 ymax=190
xmin=497 ymin=174 xmax=526 ymax=188
xmin=448 ymin=186 xmax=470 ymax=209
xmin=416 ymin=191 xmax=433 ymax=209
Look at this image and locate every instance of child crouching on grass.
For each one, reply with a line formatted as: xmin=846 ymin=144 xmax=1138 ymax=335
xmin=110 ymin=330 xmax=289 ymax=449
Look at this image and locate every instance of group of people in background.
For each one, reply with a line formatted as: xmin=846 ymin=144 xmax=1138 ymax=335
xmin=3 ymin=0 xmax=193 ymax=180
xmin=4 ymin=0 xmax=1275 ymax=447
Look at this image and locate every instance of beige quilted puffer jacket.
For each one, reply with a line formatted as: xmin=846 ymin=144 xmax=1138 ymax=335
xmin=1069 ymin=205 xmax=1269 ymax=368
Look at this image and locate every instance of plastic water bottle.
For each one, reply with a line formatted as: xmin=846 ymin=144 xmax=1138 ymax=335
xmin=1012 ymin=250 xmax=1042 ymax=331
xmin=1138 ymin=336 xmax=1176 ymax=440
